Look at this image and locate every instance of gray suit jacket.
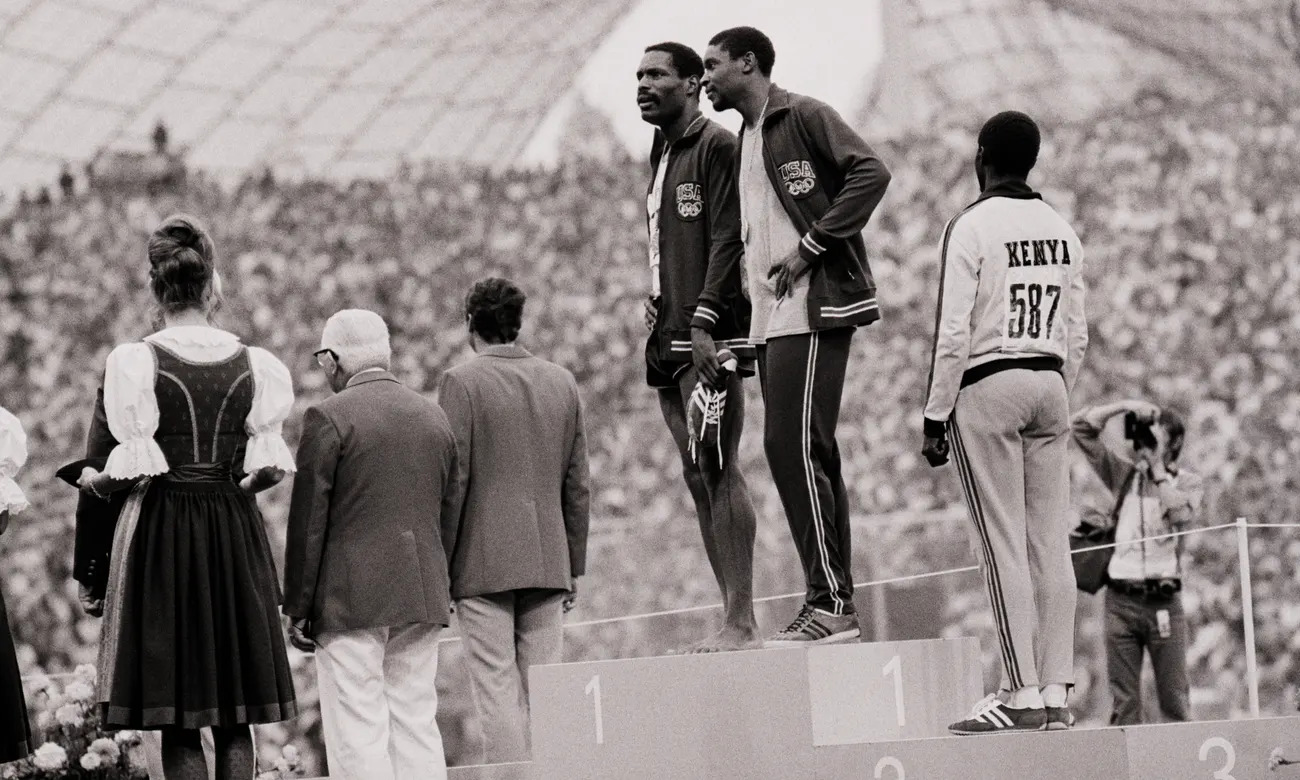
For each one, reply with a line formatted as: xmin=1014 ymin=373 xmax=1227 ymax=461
xmin=438 ymin=344 xmax=590 ymax=599
xmin=284 ymin=370 xmax=464 ymax=633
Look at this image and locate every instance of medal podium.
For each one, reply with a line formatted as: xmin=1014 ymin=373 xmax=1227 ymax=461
xmin=438 ymin=637 xmax=1300 ymax=780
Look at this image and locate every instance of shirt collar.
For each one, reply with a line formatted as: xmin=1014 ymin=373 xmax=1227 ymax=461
xmin=146 ymin=325 xmax=240 ymax=349
xmin=345 ymin=367 xmax=389 ymax=387
xmin=477 ymin=343 xmax=531 ymax=360
xmin=975 ymin=180 xmax=1043 ymax=203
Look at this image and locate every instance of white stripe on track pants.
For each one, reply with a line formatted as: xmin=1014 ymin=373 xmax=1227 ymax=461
xmin=948 ymin=367 xmax=1076 ymax=691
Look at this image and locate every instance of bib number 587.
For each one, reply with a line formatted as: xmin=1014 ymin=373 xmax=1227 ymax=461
xmin=1007 ymin=283 xmax=1061 ymax=339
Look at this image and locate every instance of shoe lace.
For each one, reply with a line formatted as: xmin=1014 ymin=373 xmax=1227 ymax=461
xmin=687 ymin=384 xmax=728 ymax=467
xmin=966 ymin=693 xmax=1001 ymax=719
xmin=779 ymin=605 xmax=817 ymax=636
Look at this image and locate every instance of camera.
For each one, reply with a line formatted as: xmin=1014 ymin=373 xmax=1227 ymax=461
xmin=1123 ymin=411 xmax=1159 ymax=451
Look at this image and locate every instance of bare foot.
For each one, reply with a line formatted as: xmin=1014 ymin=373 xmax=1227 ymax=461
xmin=685 ymin=625 xmax=762 ymax=654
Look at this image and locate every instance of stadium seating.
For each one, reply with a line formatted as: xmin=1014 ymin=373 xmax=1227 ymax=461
xmin=3 ymin=93 xmax=1299 ymax=773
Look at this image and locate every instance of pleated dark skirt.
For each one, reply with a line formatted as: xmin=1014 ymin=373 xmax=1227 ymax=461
xmin=0 ymin=587 xmax=32 ymax=763
xmin=99 ymin=470 xmax=297 ymax=729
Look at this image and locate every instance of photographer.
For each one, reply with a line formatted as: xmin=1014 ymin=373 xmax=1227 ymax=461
xmin=1072 ymin=400 xmax=1204 ymax=725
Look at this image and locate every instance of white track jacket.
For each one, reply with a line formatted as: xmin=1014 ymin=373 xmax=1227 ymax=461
xmin=923 ymin=182 xmax=1088 ymax=433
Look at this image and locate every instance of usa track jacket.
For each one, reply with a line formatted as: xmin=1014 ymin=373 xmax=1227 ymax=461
xmin=923 ymin=181 xmax=1089 ymax=437
xmin=648 ymin=117 xmax=754 ymax=362
xmin=710 ymin=84 xmax=892 ymax=332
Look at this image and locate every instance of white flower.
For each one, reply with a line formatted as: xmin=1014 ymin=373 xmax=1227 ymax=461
xmin=90 ymin=737 xmax=120 ymax=760
xmin=274 ymin=757 xmax=291 ymax=773
xmin=281 ymin=745 xmax=300 ymax=763
xmin=36 ymin=710 xmax=53 ymax=730
xmin=44 ymin=691 xmax=67 ymax=711
xmin=74 ymin=664 xmax=98 ymax=686
xmin=115 ymin=729 xmax=142 ymax=747
xmin=80 ymin=751 xmax=105 ymax=771
xmin=54 ymin=702 xmax=84 ymax=727
xmin=31 ymin=742 xmax=68 ymax=771
xmin=64 ymin=680 xmax=94 ymax=703
xmin=24 ymin=673 xmax=53 ymax=696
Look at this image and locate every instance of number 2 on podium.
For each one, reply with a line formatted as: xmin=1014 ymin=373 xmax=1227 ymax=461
xmin=882 ymin=655 xmax=905 ymax=727
xmin=874 ymin=756 xmax=905 ymax=779
xmin=585 ymin=674 xmax=604 ymax=745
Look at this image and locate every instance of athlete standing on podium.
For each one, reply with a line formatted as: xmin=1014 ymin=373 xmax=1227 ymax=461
xmin=702 ymin=27 xmax=891 ymax=646
xmin=922 ymin=112 xmax=1088 ymax=734
xmin=637 ymin=42 xmax=761 ymax=652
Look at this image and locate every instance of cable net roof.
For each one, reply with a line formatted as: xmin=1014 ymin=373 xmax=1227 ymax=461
xmin=2 ymin=0 xmax=1296 ymax=191
xmin=0 ymin=0 xmax=634 ymax=189
xmin=861 ymin=0 xmax=1300 ymax=137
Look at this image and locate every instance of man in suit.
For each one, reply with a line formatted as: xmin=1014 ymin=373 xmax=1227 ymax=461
xmin=437 ymin=278 xmax=590 ymax=764
xmin=284 ymin=309 xmax=464 ymax=780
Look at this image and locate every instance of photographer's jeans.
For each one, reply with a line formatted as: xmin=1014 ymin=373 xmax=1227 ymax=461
xmin=1105 ymin=589 xmax=1190 ymax=724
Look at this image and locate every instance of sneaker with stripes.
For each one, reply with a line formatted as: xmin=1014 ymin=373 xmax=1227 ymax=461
xmin=948 ymin=693 xmax=1047 ymax=735
xmin=763 ymin=604 xmax=860 ymax=647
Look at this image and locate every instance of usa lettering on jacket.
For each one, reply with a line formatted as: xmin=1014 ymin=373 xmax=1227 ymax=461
xmin=777 ymin=160 xmax=816 ymax=197
xmin=1006 ymin=238 xmax=1071 ymax=267
xmin=675 ymin=182 xmax=703 ymax=219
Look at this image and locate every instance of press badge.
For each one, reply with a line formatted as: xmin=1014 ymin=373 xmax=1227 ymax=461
xmin=1156 ymin=609 xmax=1172 ymax=639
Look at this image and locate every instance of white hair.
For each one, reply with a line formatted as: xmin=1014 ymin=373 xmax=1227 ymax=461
xmin=320 ymin=309 xmax=391 ymax=374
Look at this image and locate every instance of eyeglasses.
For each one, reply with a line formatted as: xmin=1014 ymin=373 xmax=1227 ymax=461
xmin=313 ymin=348 xmax=338 ymax=369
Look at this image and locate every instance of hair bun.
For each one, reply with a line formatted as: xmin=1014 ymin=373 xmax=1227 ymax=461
xmin=148 ymin=214 xmax=217 ymax=313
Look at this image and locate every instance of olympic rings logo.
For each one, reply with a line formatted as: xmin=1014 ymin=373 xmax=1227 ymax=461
xmin=786 ymin=178 xmax=815 ymax=197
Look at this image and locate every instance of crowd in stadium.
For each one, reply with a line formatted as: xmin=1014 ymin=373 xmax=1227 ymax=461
xmin=1 ymin=89 xmax=1299 ymax=771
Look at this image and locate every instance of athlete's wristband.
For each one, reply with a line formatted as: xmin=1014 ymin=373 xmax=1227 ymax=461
xmin=923 ymin=417 xmax=947 ymax=438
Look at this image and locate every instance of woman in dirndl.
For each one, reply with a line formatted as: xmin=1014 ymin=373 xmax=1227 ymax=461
xmin=77 ymin=214 xmax=298 ymax=780
xmin=0 ymin=405 xmax=32 ymax=765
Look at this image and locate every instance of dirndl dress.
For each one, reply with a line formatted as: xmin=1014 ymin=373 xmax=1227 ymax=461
xmin=94 ymin=335 xmax=298 ymax=729
xmin=0 ymin=405 xmax=32 ymax=763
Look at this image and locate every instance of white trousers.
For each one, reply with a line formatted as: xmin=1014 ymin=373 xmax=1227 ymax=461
xmin=315 ymin=623 xmax=446 ymax=780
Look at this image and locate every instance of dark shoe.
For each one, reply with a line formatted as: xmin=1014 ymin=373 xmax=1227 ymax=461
xmin=763 ymin=604 xmax=860 ymax=647
xmin=1043 ymin=706 xmax=1075 ymax=730
xmin=948 ymin=694 xmax=1047 ymax=735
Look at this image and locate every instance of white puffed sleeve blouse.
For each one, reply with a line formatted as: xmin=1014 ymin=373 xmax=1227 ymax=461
xmin=101 ymin=326 xmax=298 ymax=479
xmin=0 ymin=406 xmax=29 ymax=514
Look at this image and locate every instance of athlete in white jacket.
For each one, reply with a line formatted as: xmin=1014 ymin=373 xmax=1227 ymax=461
xmin=922 ymin=111 xmax=1088 ymax=735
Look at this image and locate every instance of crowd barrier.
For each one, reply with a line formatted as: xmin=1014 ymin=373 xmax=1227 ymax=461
xmin=23 ymin=516 xmax=1297 ymax=701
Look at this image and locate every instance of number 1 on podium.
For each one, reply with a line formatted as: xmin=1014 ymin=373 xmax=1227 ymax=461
xmin=882 ymin=655 xmax=905 ymax=727
xmin=585 ymin=674 xmax=604 ymax=745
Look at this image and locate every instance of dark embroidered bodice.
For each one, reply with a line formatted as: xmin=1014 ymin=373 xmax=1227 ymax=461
xmin=150 ymin=343 xmax=254 ymax=468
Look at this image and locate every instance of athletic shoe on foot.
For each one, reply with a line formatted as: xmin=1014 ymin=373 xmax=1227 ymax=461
xmin=763 ymin=604 xmax=860 ymax=647
xmin=948 ymin=694 xmax=1047 ymax=735
xmin=1043 ymin=706 xmax=1075 ymax=730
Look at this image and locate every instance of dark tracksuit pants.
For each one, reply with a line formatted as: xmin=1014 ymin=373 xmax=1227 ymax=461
xmin=757 ymin=328 xmax=855 ymax=616
xmin=1106 ymin=588 xmax=1191 ymax=724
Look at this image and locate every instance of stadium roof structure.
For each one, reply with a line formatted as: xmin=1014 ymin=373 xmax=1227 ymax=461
xmin=1 ymin=0 xmax=1296 ymax=193
xmin=0 ymin=0 xmax=635 ymax=191
xmin=860 ymin=0 xmax=1300 ymax=138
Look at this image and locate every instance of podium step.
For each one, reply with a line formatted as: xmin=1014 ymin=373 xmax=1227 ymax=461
xmin=1123 ymin=716 xmax=1300 ymax=780
xmin=526 ymin=638 xmax=984 ymax=779
xmin=529 ymin=647 xmax=814 ymax=780
xmin=448 ymin=762 xmax=533 ymax=780
xmin=814 ymin=727 xmax=1130 ymax=780
xmin=806 ymin=637 xmax=982 ymax=744
xmin=813 ymin=716 xmax=1300 ymax=779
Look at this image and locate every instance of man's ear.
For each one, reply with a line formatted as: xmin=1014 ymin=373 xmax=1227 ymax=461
xmin=686 ymin=75 xmax=700 ymax=98
xmin=741 ymin=52 xmax=757 ymax=74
